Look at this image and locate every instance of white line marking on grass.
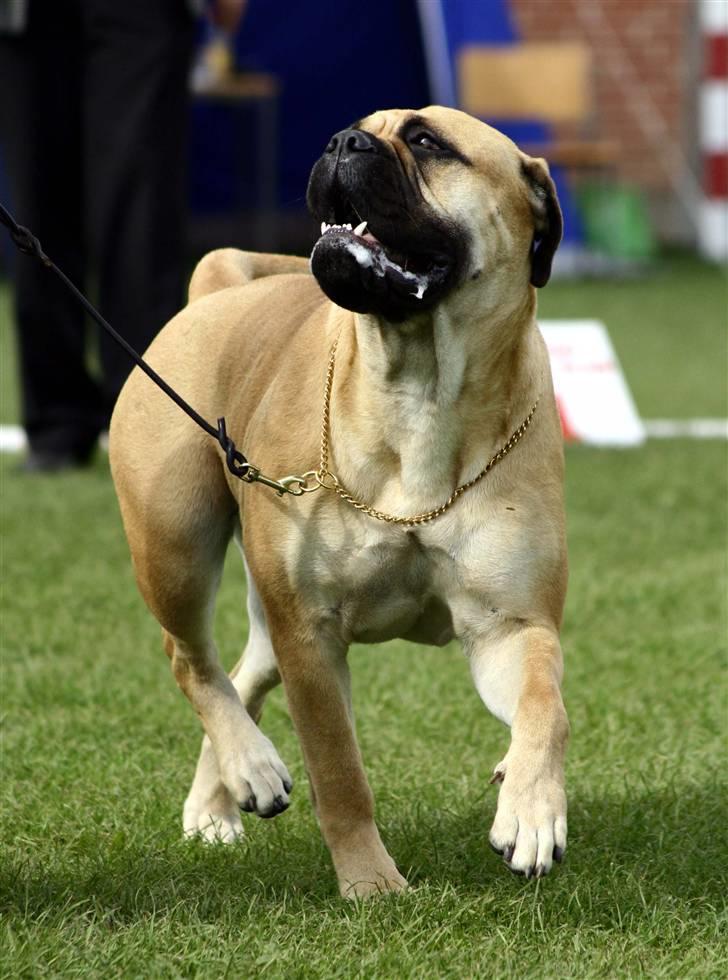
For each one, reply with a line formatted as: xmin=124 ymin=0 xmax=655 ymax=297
xmin=0 ymin=427 xmax=111 ymax=452
xmin=0 ymin=425 xmax=26 ymax=452
xmin=642 ymin=419 xmax=728 ymax=439
xmin=0 ymin=419 xmax=726 ymax=454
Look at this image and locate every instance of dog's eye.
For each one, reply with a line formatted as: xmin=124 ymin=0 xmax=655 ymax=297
xmin=410 ymin=132 xmax=441 ymax=151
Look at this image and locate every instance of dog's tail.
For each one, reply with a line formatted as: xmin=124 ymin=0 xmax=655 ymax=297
xmin=188 ymin=248 xmax=311 ymax=304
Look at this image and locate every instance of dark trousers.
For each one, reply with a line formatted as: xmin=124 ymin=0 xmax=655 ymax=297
xmin=0 ymin=0 xmax=195 ymax=456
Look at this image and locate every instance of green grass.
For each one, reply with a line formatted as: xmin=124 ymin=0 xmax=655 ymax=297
xmin=0 ymin=281 xmax=17 ymax=426
xmin=538 ymin=252 xmax=728 ymax=419
xmin=1 ymin=258 xmax=727 ymax=977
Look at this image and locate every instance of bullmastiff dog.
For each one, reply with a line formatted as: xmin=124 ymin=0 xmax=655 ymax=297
xmin=109 ymin=105 xmax=569 ymax=898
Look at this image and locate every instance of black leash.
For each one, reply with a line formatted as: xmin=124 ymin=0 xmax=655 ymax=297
xmin=0 ymin=201 xmax=301 ymax=492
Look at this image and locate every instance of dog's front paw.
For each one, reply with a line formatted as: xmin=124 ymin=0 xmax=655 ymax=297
xmin=329 ymin=822 xmax=408 ymax=900
xmin=488 ymin=754 xmax=567 ymax=879
xmin=219 ymin=732 xmax=293 ymax=820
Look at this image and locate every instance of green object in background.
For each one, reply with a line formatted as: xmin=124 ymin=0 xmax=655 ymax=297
xmin=576 ymin=183 xmax=657 ymax=260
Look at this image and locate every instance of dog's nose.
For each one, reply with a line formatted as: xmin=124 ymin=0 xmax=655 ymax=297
xmin=325 ymin=128 xmax=378 ymax=157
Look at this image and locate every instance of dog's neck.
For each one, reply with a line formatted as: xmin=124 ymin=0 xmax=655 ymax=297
xmin=328 ymin=291 xmax=539 ymax=509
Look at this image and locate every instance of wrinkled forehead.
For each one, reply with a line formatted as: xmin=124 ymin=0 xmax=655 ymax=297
xmin=357 ymin=105 xmax=521 ymax=167
xmin=357 ymin=108 xmax=417 ymax=139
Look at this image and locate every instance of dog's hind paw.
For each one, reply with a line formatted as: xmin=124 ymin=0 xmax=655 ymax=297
xmin=183 ymin=789 xmax=244 ymax=843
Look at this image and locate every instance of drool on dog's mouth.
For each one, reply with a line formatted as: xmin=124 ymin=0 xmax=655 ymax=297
xmin=309 ymin=204 xmax=455 ymax=313
xmin=313 ymin=220 xmax=445 ymax=301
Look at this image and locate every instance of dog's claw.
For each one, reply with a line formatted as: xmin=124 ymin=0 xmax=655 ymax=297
xmin=239 ymin=794 xmax=257 ymax=813
xmin=490 ymin=760 xmax=507 ymax=785
xmin=259 ymin=795 xmax=290 ymax=819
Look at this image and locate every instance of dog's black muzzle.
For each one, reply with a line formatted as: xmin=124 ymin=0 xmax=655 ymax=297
xmin=306 ymin=128 xmax=464 ymax=322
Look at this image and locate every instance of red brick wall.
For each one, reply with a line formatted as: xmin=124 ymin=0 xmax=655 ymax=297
xmin=510 ymin=0 xmax=698 ymax=237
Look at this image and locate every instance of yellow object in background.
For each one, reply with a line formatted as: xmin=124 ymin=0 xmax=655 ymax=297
xmin=191 ymin=29 xmax=234 ymax=91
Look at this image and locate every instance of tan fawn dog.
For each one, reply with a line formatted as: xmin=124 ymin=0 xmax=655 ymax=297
xmin=109 ymin=106 xmax=569 ymax=898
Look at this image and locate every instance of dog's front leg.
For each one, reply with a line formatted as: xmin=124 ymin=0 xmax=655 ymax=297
xmin=264 ymin=609 xmax=407 ymax=899
xmin=465 ymin=623 xmax=569 ymax=879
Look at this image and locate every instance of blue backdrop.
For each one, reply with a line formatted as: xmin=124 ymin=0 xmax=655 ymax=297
xmin=190 ymin=0 xmax=429 ymax=214
xmin=190 ymin=0 xmax=580 ymax=243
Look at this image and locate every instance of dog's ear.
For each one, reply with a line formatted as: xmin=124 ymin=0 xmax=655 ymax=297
xmin=521 ymin=155 xmax=563 ymax=288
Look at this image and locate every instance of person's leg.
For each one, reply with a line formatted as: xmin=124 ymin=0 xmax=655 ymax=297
xmin=0 ymin=2 xmax=103 ymax=464
xmin=84 ymin=0 xmax=195 ymax=421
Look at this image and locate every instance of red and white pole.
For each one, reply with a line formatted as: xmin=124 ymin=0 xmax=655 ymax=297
xmin=699 ymin=0 xmax=728 ymax=260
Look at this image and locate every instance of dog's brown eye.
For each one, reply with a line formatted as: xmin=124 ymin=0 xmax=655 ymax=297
xmin=411 ymin=132 xmax=441 ymax=151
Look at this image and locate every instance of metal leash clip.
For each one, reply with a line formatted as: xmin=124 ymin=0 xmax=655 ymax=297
xmin=245 ymin=468 xmax=322 ymax=497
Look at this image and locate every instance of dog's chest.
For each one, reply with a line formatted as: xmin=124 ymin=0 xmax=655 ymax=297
xmin=315 ymin=528 xmax=450 ymax=644
xmin=294 ymin=512 xmax=523 ymax=646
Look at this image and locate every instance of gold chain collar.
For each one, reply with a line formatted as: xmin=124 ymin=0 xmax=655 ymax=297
xmin=284 ymin=335 xmax=539 ymax=528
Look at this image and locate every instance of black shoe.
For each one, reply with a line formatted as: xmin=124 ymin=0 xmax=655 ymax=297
xmin=18 ymin=449 xmax=93 ymax=474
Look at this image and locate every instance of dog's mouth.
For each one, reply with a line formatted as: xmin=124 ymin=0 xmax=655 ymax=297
xmin=312 ymin=218 xmax=451 ymax=303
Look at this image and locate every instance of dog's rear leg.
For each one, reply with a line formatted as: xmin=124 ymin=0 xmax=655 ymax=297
xmin=184 ymin=556 xmax=284 ymax=841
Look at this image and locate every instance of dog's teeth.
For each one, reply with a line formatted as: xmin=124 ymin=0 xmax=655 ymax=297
xmin=353 ymin=221 xmax=368 ymax=236
xmin=320 ymin=222 xmax=327 ymax=234
xmin=345 ymin=223 xmax=352 ymax=231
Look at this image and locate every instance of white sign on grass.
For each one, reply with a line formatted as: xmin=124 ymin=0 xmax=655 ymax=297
xmin=539 ymin=320 xmax=646 ymax=447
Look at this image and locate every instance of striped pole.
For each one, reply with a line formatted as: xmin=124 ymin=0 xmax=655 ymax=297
xmin=699 ymin=0 xmax=728 ymax=260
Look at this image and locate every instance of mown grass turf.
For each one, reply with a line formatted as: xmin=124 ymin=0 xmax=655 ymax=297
xmin=1 ymin=258 xmax=727 ymax=977
xmin=538 ymin=252 xmax=727 ymax=419
xmin=0 ymin=280 xmax=17 ymax=427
